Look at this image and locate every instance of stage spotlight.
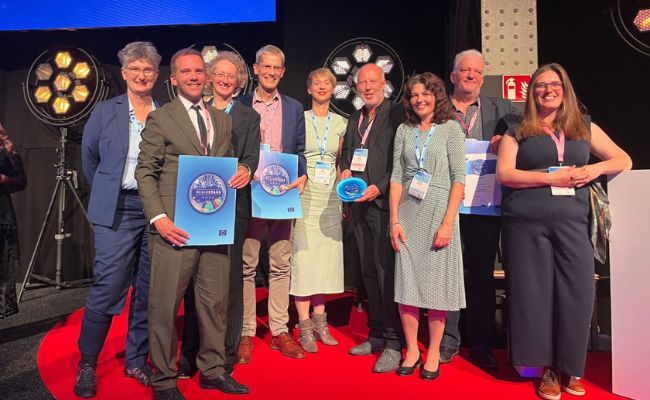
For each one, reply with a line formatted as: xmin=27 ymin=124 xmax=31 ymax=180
xmin=634 ymin=9 xmax=650 ymax=32
xmin=352 ymin=44 xmax=372 ymax=63
xmin=331 ymin=57 xmax=352 ymax=75
xmin=36 ymin=63 xmax=53 ymax=80
xmin=71 ymin=85 xmax=90 ymax=102
xmin=54 ymin=51 xmax=72 ymax=69
xmin=324 ymin=37 xmax=405 ymax=117
xmin=23 ymin=46 xmax=108 ymax=127
xmin=333 ymin=82 xmax=351 ymax=100
xmin=166 ymin=42 xmax=253 ymax=103
xmin=34 ymin=86 xmax=52 ymax=103
xmin=19 ymin=46 xmax=108 ymax=300
xmin=72 ymin=62 xmax=91 ymax=79
xmin=53 ymin=72 xmax=72 ymax=91
xmin=610 ymin=0 xmax=650 ymax=56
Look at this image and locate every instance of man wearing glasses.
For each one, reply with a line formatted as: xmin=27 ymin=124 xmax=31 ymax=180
xmin=439 ymin=49 xmax=521 ymax=371
xmin=339 ymin=63 xmax=406 ymax=373
xmin=236 ymin=44 xmax=307 ymax=362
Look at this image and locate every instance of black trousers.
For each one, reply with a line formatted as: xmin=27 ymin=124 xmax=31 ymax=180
xmin=351 ymin=202 xmax=403 ymax=350
xmin=441 ymin=214 xmax=500 ymax=352
xmin=181 ymin=215 xmax=249 ymax=369
xmin=502 ymin=215 xmax=594 ymax=377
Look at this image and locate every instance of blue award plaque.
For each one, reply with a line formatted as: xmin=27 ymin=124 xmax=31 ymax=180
xmin=174 ymin=155 xmax=237 ymax=245
xmin=251 ymin=151 xmax=302 ymax=219
xmin=460 ymin=139 xmax=501 ymax=216
xmin=336 ymin=177 xmax=367 ymax=202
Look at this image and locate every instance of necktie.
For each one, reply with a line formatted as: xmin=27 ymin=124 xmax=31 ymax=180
xmin=191 ymin=105 xmax=209 ymax=154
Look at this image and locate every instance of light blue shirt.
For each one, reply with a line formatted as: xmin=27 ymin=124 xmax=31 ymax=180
xmin=121 ymin=99 xmax=155 ymax=189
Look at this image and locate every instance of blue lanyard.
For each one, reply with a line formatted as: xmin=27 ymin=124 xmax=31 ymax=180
xmin=129 ymin=110 xmax=145 ymax=135
xmin=224 ymin=100 xmax=234 ymax=115
xmin=413 ymin=124 xmax=436 ymax=170
xmin=310 ymin=110 xmax=331 ymax=160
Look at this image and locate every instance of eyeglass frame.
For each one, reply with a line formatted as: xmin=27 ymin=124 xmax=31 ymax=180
xmin=533 ymin=81 xmax=563 ymax=92
xmin=124 ymin=66 xmax=158 ymax=77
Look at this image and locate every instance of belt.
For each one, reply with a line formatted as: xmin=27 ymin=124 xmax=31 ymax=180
xmin=121 ymin=189 xmax=139 ymax=196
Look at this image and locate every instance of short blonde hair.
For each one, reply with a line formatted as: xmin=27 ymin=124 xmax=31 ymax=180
xmin=307 ymin=68 xmax=336 ymax=88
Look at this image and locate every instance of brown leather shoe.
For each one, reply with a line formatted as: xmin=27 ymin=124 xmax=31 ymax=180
xmin=236 ymin=336 xmax=254 ymax=364
xmin=538 ymin=368 xmax=561 ymax=400
xmin=561 ymin=374 xmax=585 ymax=396
xmin=271 ymin=332 xmax=305 ymax=359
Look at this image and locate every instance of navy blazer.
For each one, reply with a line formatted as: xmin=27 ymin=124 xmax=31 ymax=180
xmin=238 ymin=92 xmax=307 ymax=177
xmin=229 ymin=100 xmax=261 ymax=219
xmin=82 ymin=93 xmax=159 ymax=227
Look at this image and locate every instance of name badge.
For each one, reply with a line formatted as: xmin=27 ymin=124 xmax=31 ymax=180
xmin=350 ymin=148 xmax=368 ymax=172
xmin=314 ymin=161 xmax=333 ymax=185
xmin=408 ymin=170 xmax=431 ymax=199
xmin=548 ymin=166 xmax=575 ymax=196
xmin=260 ymin=143 xmax=271 ymax=152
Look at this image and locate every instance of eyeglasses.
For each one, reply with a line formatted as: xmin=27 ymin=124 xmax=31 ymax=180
xmin=213 ymin=72 xmax=237 ymax=81
xmin=125 ymin=67 xmax=157 ymax=77
xmin=534 ymin=81 xmax=563 ymax=92
xmin=258 ymin=64 xmax=284 ymax=73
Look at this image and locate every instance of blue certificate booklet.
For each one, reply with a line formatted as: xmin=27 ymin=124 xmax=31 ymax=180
xmin=251 ymin=151 xmax=303 ymax=219
xmin=459 ymin=139 xmax=501 ymax=216
xmin=174 ymin=155 xmax=237 ymax=245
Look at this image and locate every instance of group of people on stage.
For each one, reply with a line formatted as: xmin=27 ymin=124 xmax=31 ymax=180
xmin=69 ymin=40 xmax=632 ymax=400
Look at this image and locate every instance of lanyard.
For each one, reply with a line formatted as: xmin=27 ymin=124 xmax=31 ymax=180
xmin=453 ymin=97 xmax=481 ymax=136
xmin=357 ymin=114 xmax=375 ymax=147
xmin=543 ymin=126 xmax=566 ymax=165
xmin=224 ymin=99 xmax=234 ymax=115
xmin=413 ymin=124 xmax=436 ymax=170
xmin=129 ymin=112 xmax=145 ymax=135
xmin=310 ymin=110 xmax=331 ymax=161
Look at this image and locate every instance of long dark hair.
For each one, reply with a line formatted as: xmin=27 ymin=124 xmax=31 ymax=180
xmin=402 ymin=72 xmax=455 ymax=126
xmin=516 ymin=63 xmax=590 ymax=141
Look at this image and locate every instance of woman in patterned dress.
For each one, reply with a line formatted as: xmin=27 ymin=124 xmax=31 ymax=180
xmin=389 ymin=73 xmax=466 ymax=380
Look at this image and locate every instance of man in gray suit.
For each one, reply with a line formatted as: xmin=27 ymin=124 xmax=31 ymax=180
xmin=135 ymin=48 xmax=248 ymax=400
xmin=439 ymin=49 xmax=521 ymax=371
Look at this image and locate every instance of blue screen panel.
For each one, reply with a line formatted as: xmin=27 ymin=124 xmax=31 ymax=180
xmin=0 ymin=0 xmax=275 ymax=31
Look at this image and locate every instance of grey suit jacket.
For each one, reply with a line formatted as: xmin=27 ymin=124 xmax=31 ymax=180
xmin=135 ymin=97 xmax=232 ymax=223
xmin=478 ymin=94 xmax=522 ymax=140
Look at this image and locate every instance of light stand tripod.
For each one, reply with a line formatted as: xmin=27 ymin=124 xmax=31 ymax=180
xmin=18 ymin=127 xmax=93 ymax=301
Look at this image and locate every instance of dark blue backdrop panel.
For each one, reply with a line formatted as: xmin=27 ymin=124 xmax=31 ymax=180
xmin=0 ymin=0 xmax=275 ymax=31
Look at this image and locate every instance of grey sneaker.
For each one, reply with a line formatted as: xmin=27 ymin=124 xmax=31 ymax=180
xmin=125 ymin=364 xmax=153 ymax=386
xmin=373 ymin=348 xmax=402 ymax=373
xmin=349 ymin=337 xmax=384 ymax=356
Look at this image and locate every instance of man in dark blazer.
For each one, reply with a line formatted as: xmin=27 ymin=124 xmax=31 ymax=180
xmin=75 ymin=41 xmax=160 ymax=398
xmin=179 ymin=51 xmax=260 ymax=378
xmin=135 ymin=48 xmax=248 ymax=400
xmin=439 ymin=49 xmax=522 ymax=371
xmin=339 ymin=63 xmax=405 ymax=373
xmin=235 ymin=44 xmax=307 ymax=363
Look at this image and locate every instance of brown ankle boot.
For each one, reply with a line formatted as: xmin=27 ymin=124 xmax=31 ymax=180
xmin=298 ymin=319 xmax=318 ymax=353
xmin=312 ymin=313 xmax=338 ymax=346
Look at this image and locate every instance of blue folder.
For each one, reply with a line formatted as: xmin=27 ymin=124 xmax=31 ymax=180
xmin=174 ymin=155 xmax=237 ymax=245
xmin=251 ymin=151 xmax=303 ymax=219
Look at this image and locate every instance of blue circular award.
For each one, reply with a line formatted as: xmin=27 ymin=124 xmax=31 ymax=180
xmin=336 ymin=177 xmax=367 ymax=202
xmin=260 ymin=163 xmax=291 ymax=196
xmin=188 ymin=173 xmax=227 ymax=214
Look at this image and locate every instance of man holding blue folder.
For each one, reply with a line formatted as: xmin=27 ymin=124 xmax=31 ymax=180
xmin=135 ymin=48 xmax=248 ymax=400
xmin=236 ymin=45 xmax=307 ymax=362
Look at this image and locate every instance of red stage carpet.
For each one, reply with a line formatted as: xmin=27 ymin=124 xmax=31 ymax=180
xmin=38 ymin=290 xmax=626 ymax=399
